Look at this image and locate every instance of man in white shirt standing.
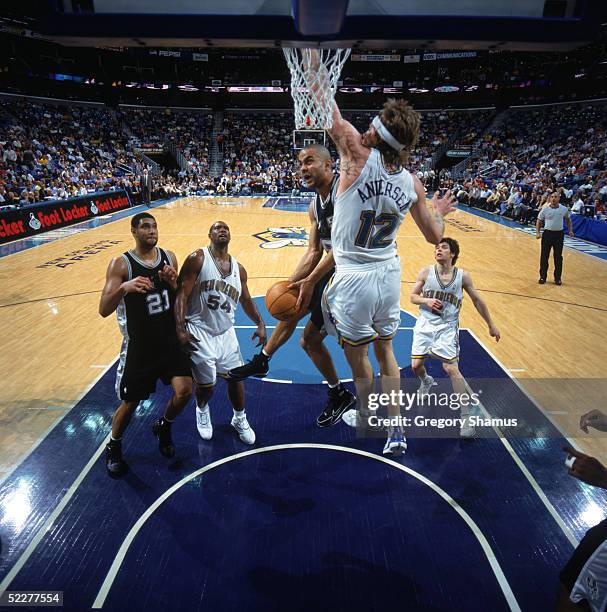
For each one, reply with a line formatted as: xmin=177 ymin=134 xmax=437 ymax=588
xmin=536 ymin=192 xmax=574 ymax=285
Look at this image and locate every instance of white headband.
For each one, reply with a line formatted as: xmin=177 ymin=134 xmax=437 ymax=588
xmin=372 ymin=116 xmax=405 ymax=152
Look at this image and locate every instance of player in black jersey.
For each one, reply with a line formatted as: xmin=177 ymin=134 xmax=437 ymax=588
xmin=228 ymin=145 xmax=355 ymax=427
xmin=99 ymin=212 xmax=192 ymax=478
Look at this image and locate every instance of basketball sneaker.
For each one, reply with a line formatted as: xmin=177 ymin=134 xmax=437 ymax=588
xmin=196 ymin=405 xmax=213 ymax=440
xmin=341 ymin=408 xmax=359 ymax=428
xmin=152 ymin=418 xmax=175 ymax=458
xmin=383 ymin=429 xmax=407 ymax=456
xmin=417 ymin=375 xmax=436 ymax=398
xmin=105 ymin=439 xmax=128 ymax=478
xmin=231 ymin=413 xmax=256 ymax=445
xmin=228 ymin=352 xmax=269 ymax=380
xmin=316 ymin=384 xmax=357 ymax=427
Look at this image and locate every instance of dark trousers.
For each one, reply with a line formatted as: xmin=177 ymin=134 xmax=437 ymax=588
xmin=539 ymin=229 xmax=564 ymax=281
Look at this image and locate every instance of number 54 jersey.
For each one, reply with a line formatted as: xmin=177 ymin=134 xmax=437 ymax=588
xmin=332 ymin=148 xmax=417 ymax=267
xmin=186 ymin=247 xmax=241 ymax=336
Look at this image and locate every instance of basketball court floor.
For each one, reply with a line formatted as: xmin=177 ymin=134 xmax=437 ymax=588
xmin=0 ymin=195 xmax=606 ymax=610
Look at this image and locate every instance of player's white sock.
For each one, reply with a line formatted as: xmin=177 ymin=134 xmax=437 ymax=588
xmin=233 ymin=409 xmax=245 ymax=418
xmin=261 ymin=349 xmax=271 ymax=359
xmin=327 ymin=381 xmax=340 ymax=389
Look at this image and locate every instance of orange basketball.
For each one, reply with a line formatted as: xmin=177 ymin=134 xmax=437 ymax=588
xmin=265 ymin=281 xmax=300 ymax=321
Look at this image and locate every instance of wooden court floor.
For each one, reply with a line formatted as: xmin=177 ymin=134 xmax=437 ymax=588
xmin=1 ymin=196 xmax=606 ymax=480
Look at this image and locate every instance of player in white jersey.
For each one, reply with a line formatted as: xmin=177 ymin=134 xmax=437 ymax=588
xmin=411 ymin=238 xmax=500 ymax=437
xmin=175 ymin=221 xmax=266 ymax=445
xmin=301 ymin=58 xmax=457 ymax=456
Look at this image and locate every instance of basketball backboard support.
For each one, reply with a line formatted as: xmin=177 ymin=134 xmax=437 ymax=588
xmin=293 ymin=130 xmax=326 ymax=150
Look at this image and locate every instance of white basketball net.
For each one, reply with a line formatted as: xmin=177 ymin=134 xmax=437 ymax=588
xmin=282 ymin=48 xmax=351 ymax=130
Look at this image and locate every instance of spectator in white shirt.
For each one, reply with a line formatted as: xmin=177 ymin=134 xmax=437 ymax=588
xmin=571 ymin=198 xmax=584 ymax=214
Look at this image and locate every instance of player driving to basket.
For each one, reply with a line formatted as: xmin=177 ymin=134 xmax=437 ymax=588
xmin=289 ymin=49 xmax=457 ymax=456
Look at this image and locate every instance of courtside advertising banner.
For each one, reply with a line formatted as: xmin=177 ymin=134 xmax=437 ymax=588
xmin=0 ymin=190 xmax=131 ymax=244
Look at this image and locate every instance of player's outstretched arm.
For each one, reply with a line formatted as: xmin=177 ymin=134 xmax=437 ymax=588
xmin=288 ymin=204 xmax=323 ymax=283
xmin=238 ymin=263 xmax=267 ymax=347
xmin=462 ymin=271 xmax=500 ymax=342
xmin=174 ymin=250 xmax=203 ymax=346
xmin=303 ymin=50 xmax=365 ymax=167
xmin=410 ymin=176 xmax=456 ymax=245
xmin=99 ymin=256 xmax=152 ymax=317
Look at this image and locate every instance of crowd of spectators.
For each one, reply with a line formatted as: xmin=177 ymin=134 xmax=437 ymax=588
xmin=2 ymin=96 xmax=606 ymax=231
xmin=0 ymin=98 xmax=141 ymax=207
xmin=118 ymin=106 xmax=212 ymax=177
xmin=449 ymin=101 xmax=607 ymax=222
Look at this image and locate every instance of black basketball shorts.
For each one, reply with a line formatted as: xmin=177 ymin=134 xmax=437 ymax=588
xmin=115 ymin=337 xmax=192 ymax=402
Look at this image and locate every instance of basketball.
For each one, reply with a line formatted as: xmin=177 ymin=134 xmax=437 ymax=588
xmin=265 ymin=281 xmax=300 ymax=321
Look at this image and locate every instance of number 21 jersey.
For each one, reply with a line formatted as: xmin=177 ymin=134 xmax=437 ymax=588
xmin=117 ymin=247 xmax=177 ymax=344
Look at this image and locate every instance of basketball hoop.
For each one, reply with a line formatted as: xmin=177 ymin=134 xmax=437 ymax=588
xmin=282 ymin=47 xmax=351 ymax=130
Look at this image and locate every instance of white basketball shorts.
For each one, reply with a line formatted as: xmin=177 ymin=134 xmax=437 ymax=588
xmin=186 ymin=323 xmax=243 ymax=385
xmin=322 ymin=257 xmax=401 ymax=346
xmin=411 ymin=317 xmax=460 ymax=362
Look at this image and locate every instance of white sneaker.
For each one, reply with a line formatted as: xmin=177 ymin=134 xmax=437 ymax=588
xmin=383 ymin=430 xmax=407 ymax=456
xmin=196 ymin=405 xmax=213 ymax=440
xmin=417 ymin=375 xmax=436 ymax=397
xmin=341 ymin=408 xmax=359 ymax=428
xmin=460 ymin=413 xmax=475 ymax=438
xmin=231 ymin=413 xmax=256 ymax=445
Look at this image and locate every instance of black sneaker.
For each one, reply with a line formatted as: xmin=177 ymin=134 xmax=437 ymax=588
xmin=555 ymin=279 xmax=562 ymax=285
xmin=228 ymin=352 xmax=270 ymax=380
xmin=316 ymin=385 xmax=357 ymax=427
xmin=538 ymin=278 xmax=546 ymax=284
xmin=106 ymin=440 xmax=128 ymax=478
xmin=152 ymin=418 xmax=175 ymax=458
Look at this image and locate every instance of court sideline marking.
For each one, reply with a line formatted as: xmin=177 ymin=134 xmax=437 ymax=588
xmin=0 ymin=434 xmax=110 ymax=597
xmin=0 ymin=359 xmax=117 ymax=490
xmin=467 ymin=329 xmax=579 ymax=547
xmin=91 ymin=443 xmax=521 ymax=611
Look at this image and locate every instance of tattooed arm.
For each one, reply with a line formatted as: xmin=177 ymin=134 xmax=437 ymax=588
xmin=303 ymin=50 xmax=369 ymax=194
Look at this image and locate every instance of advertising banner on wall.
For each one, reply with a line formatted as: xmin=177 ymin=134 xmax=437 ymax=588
xmin=0 ymin=190 xmax=131 ymax=244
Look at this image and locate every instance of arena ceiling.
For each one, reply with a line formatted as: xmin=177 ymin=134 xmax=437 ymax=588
xmin=2 ymin=0 xmax=607 ymax=51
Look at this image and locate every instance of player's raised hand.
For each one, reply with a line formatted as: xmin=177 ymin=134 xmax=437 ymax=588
xmin=431 ymin=190 xmax=457 ymax=218
xmin=579 ymin=409 xmax=607 ymax=433
xmin=489 ymin=324 xmax=501 ymax=343
xmin=158 ymin=264 xmax=178 ymax=289
xmin=122 ymin=276 xmax=153 ymax=294
xmin=563 ymin=446 xmax=607 ymax=489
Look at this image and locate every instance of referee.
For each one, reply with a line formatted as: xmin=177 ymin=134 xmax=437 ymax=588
xmin=536 ymin=192 xmax=574 ymax=285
